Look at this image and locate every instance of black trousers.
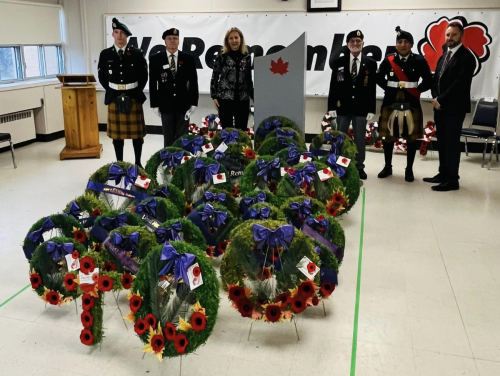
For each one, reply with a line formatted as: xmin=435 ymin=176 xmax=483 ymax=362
xmin=382 ymin=140 xmax=419 ymax=169
xmin=112 ymin=138 xmax=143 ymax=165
xmin=161 ymin=111 xmax=189 ymax=147
xmin=435 ymin=110 xmax=465 ymax=183
xmin=218 ymin=99 xmax=250 ymax=131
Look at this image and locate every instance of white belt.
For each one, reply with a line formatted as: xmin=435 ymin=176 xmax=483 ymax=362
xmin=109 ymin=82 xmax=138 ymax=90
xmin=387 ymin=81 xmax=418 ymax=89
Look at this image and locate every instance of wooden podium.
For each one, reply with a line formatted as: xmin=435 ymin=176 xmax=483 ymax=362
xmin=57 ymin=74 xmax=102 ymax=160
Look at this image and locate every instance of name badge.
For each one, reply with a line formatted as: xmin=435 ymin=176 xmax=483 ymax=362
xmin=338 ymin=67 xmax=344 ymax=71
xmin=163 ymin=64 xmax=170 ymax=69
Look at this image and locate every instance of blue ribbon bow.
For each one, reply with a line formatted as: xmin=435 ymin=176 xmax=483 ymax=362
xmin=68 ymin=202 xmax=81 ymax=218
xmin=27 ymin=217 xmax=55 ymax=245
xmin=153 ymin=185 xmax=169 ymax=198
xmin=289 ymin=199 xmax=312 ymax=219
xmin=155 ymin=221 xmax=182 ymax=243
xmin=256 ymin=158 xmax=280 ymax=182
xmin=108 ymin=163 xmax=138 ymax=187
xmin=100 ymin=212 xmax=127 ymax=230
xmin=111 ymin=231 xmax=140 ymax=256
xmin=205 ymin=191 xmax=226 ymax=204
xmin=287 ymin=149 xmax=313 ymax=165
xmin=252 ymin=224 xmax=295 ymax=250
xmin=158 ymin=242 xmax=196 ymax=285
xmin=248 ymin=207 xmax=271 ymax=220
xmin=276 ymin=128 xmax=295 ymax=139
xmin=206 ymin=114 xmax=216 ymax=125
xmin=288 ymin=163 xmax=317 ymax=185
xmin=257 ymin=119 xmax=281 ymax=137
xmin=182 ymin=137 xmax=204 ymax=154
xmin=135 ymin=199 xmax=157 ymax=217
xmin=326 ymin=154 xmax=346 ymax=178
xmin=191 ymin=159 xmax=220 ymax=183
xmin=221 ymin=129 xmax=239 ymax=144
xmin=306 ymin=216 xmax=329 ymax=231
xmin=159 ymin=150 xmax=184 ymax=169
xmin=214 ymin=150 xmax=225 ymax=160
xmin=200 ymin=203 xmax=227 ymax=227
xmin=324 ymin=132 xmax=345 ymax=156
xmin=46 ymin=241 xmax=74 ymax=262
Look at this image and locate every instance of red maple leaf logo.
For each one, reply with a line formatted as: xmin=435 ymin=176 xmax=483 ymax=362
xmin=270 ymin=57 xmax=289 ymax=75
xmin=417 ymin=16 xmax=491 ymax=76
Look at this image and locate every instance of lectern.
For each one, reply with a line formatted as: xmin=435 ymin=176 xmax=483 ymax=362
xmin=56 ymin=74 xmax=102 ymax=160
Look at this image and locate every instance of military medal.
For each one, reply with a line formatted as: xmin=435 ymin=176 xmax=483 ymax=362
xmin=364 ymin=75 xmax=368 ymax=86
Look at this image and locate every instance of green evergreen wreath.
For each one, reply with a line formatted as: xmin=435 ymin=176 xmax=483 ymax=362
xmin=90 ymin=210 xmax=144 ymax=245
xmin=170 ymin=156 xmax=232 ymax=204
xmin=152 ymin=184 xmax=186 ymax=219
xmin=144 ymin=147 xmax=190 ymax=187
xmin=254 ymin=116 xmax=300 ymax=148
xmin=133 ymin=197 xmax=181 ymax=223
xmin=276 ymin=161 xmax=344 ymax=205
xmin=171 ymin=134 xmax=214 ymax=158
xmin=211 ymin=127 xmax=252 ymax=148
xmin=239 ymin=190 xmax=283 ymax=210
xmin=309 ymin=130 xmax=357 ymax=160
xmin=220 ymin=220 xmax=323 ymax=322
xmin=64 ymin=193 xmax=108 ymax=221
xmin=240 ymin=156 xmax=289 ymax=201
xmin=199 ymin=187 xmax=240 ymax=219
xmin=156 ymin=218 xmax=206 ymax=250
xmin=256 ymin=134 xmax=307 ymax=156
xmin=265 ymin=127 xmax=306 ymax=146
xmin=85 ymin=162 xmax=157 ymax=211
xmin=280 ymin=196 xmax=326 ymax=221
xmin=275 ymin=147 xmax=312 ymax=165
xmin=127 ymin=242 xmax=219 ymax=360
xmin=244 ymin=202 xmax=285 ymax=221
xmin=22 ymin=214 xmax=87 ymax=260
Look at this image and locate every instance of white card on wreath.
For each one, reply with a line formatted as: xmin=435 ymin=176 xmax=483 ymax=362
xmin=134 ymin=176 xmax=151 ymax=189
xmin=216 ymin=142 xmax=228 ymax=153
xmin=181 ymin=155 xmax=192 ymax=164
xmin=213 ymin=173 xmax=227 ymax=184
xmin=321 ymin=121 xmax=330 ymax=127
xmin=296 ymin=256 xmax=319 ymax=280
xmin=324 ymin=126 xmax=332 ymax=131
xmin=301 ymin=154 xmax=312 ymax=163
xmin=280 ymin=167 xmax=288 ymax=177
xmin=158 ymin=278 xmax=170 ymax=291
xmin=318 ymin=167 xmax=333 ymax=181
xmin=79 ymin=268 xmax=99 ymax=284
xmin=425 ymin=127 xmax=434 ymax=135
xmin=325 ymin=113 xmax=332 ymax=119
xmin=337 ymin=156 xmax=351 ymax=168
xmin=321 ymin=144 xmax=332 ymax=151
xmin=187 ymin=263 xmax=203 ymax=290
xmin=66 ymin=254 xmax=80 ymax=271
xmin=203 ymin=143 xmax=214 ymax=152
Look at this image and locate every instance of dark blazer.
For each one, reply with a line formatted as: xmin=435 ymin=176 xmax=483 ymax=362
xmin=98 ymin=45 xmax=148 ymax=105
xmin=377 ymin=52 xmax=433 ymax=109
xmin=431 ymin=45 xmax=476 ymax=114
xmin=210 ymin=52 xmax=254 ymax=101
xmin=328 ymin=54 xmax=377 ymax=117
xmin=149 ymin=50 xmax=199 ymax=113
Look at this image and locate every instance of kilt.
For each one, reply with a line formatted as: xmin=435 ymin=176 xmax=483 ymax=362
xmin=107 ymin=99 xmax=146 ymax=140
xmin=379 ymin=91 xmax=423 ymax=142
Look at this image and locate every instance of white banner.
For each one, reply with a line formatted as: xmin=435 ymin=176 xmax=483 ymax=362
xmin=106 ymin=11 xmax=499 ymax=99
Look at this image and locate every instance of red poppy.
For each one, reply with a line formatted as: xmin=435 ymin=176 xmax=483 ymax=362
xmin=204 ymin=144 xmax=211 ymax=150
xmin=98 ymin=276 xmax=113 ymax=292
xmin=320 ymin=281 xmax=335 ymax=297
xmin=244 ymin=148 xmax=256 ymax=159
xmin=216 ymin=174 xmax=223 ymax=180
xmin=365 ymin=136 xmax=372 ymax=143
xmin=163 ymin=322 xmax=176 ymax=341
xmin=81 ymin=311 xmax=94 ymax=328
xmin=129 ymin=294 xmax=143 ymax=313
xmin=318 ymin=215 xmax=325 ymax=221
xmin=82 ymin=294 xmax=95 ymax=311
xmin=348 ymin=129 xmax=354 ymax=139
xmin=269 ymin=180 xmax=277 ymax=194
xmin=126 ymin=51 xmax=131 ymax=56
xmin=276 ymin=292 xmax=292 ymax=307
xmin=92 ymin=273 xmax=99 ymax=283
xmin=121 ymin=273 xmax=133 ymax=289
xmin=192 ymin=266 xmax=201 ymax=277
xmin=134 ymin=318 xmax=148 ymax=335
xmin=92 ymin=243 xmax=102 ymax=253
xmin=217 ymin=241 xmax=229 ymax=255
xmin=312 ymin=296 xmax=319 ymax=306
xmin=151 ymin=334 xmax=165 ymax=353
xmin=145 ymin=313 xmax=157 ymax=329
xmin=318 ymin=227 xmax=325 ymax=233
xmin=265 ymin=304 xmax=282 ymax=323
xmin=206 ymin=246 xmax=215 ymax=258
xmin=333 ymin=192 xmax=345 ymax=204
xmin=256 ymin=267 xmax=271 ymax=281
xmin=71 ymin=251 xmax=79 ymax=259
xmin=302 ymin=154 xmax=309 ymax=160
xmin=178 ymin=60 xmax=183 ymax=66
xmin=103 ymin=262 xmax=116 ymax=272
xmin=237 ymin=298 xmax=254 ymax=318
xmin=228 ymin=285 xmax=245 ymax=302
xmin=91 ymin=209 xmax=102 ymax=217
xmin=291 ymin=296 xmax=307 ymax=313
xmin=174 ymin=333 xmax=189 ymax=354
xmin=232 ymin=185 xmax=240 ymax=197
xmin=374 ymin=141 xmax=383 ymax=149
xmin=64 ymin=273 xmax=77 ymax=291
xmin=272 ymin=248 xmax=281 ymax=262
xmin=30 ymin=272 xmax=42 ymax=289
xmin=298 ymin=280 xmax=316 ymax=299
xmin=183 ymin=156 xmax=190 ymax=161
xmin=80 ymin=256 xmax=96 ymax=275
xmin=323 ymin=168 xmax=329 ymax=174
xmin=307 ymin=262 xmax=316 ymax=274
xmin=421 ymin=141 xmax=428 ymax=147
xmin=46 ymin=290 xmax=60 ymax=306
xmin=73 ymin=229 xmax=86 ymax=243
xmin=80 ymin=329 xmax=94 ymax=346
xmin=140 ymin=174 xmax=147 ymax=180
xmin=420 ymin=148 xmax=427 ymax=156
xmin=326 ymin=206 xmax=338 ymax=217
xmin=190 ymin=312 xmax=207 ymax=332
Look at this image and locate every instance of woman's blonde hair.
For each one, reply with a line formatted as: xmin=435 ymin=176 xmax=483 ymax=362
xmin=222 ymin=27 xmax=248 ymax=54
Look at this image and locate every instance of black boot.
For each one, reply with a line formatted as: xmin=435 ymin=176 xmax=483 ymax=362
xmin=405 ymin=168 xmax=414 ymax=182
xmin=378 ymin=166 xmax=393 ymax=178
xmin=132 ymin=138 xmax=143 ymax=168
xmin=112 ymin=139 xmax=124 ymax=161
xmin=405 ymin=141 xmax=417 ymax=182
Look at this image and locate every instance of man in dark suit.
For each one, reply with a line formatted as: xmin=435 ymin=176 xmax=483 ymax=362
xmin=424 ymin=22 xmax=475 ymax=191
xmin=149 ymin=28 xmax=199 ymax=147
xmin=328 ymin=30 xmax=377 ymax=180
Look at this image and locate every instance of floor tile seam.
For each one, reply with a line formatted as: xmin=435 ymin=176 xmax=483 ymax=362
xmin=474 ymin=357 xmax=500 ymax=364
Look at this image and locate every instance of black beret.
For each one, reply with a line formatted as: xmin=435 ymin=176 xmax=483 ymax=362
xmin=162 ymin=28 xmax=180 ymax=39
xmin=346 ymin=30 xmax=364 ymax=43
xmin=395 ymin=26 xmax=414 ymax=44
xmin=111 ymin=18 xmax=132 ymax=37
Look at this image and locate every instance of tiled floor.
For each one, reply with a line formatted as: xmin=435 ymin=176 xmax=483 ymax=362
xmin=1 ymin=133 xmax=499 ymax=376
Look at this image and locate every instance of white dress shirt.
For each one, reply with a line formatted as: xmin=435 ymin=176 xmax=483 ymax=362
xmin=114 ymin=44 xmax=127 ymax=54
xmin=349 ymin=53 xmax=362 ymax=74
xmin=167 ymin=50 xmax=179 ymax=70
xmin=447 ymin=43 xmax=462 ymax=59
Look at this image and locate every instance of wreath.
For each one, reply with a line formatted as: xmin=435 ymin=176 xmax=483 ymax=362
xmin=309 ymin=130 xmax=357 ymax=160
xmin=127 ymin=242 xmax=219 ymax=360
xmin=170 ymin=157 xmax=232 ymax=204
xmin=254 ymin=116 xmax=300 ymax=149
xmin=419 ymin=121 xmax=436 ymax=156
xmin=240 ymin=156 xmax=289 ymax=200
xmin=239 ymin=191 xmax=283 ymax=216
xmin=90 ymin=210 xmax=144 ymax=244
xmin=280 ymin=196 xmax=326 ymax=229
xmin=171 ymin=135 xmax=215 ymax=158
xmin=155 ymin=218 xmax=206 ymax=251
xmin=187 ymin=202 xmax=237 ymax=257
xmin=242 ymin=202 xmax=285 ymax=222
xmin=201 ymin=114 xmax=222 ymax=136
xmin=132 ymin=197 xmax=182 ymax=228
xmin=63 ymin=193 xmax=108 ymax=229
xmin=144 ymin=147 xmax=190 ymax=186
xmin=22 ymin=214 xmax=87 ymax=260
xmin=86 ymin=162 xmax=156 ymax=212
xmin=194 ymin=188 xmax=240 ymax=219
xmin=256 ymin=133 xmax=307 ymax=156
xmin=276 ymin=161 xmax=345 ymax=205
xmin=211 ymin=127 xmax=252 ymax=148
xmin=149 ymin=184 xmax=186 ymax=220
xmin=320 ymin=112 xmax=338 ymax=132
xmin=212 ymin=142 xmax=255 ymax=189
xmin=220 ymin=220 xmax=327 ymax=321
xmin=275 ymin=147 xmax=313 ymax=166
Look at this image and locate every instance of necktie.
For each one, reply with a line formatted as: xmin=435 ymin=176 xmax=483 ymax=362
xmin=170 ymin=54 xmax=176 ymax=78
xmin=118 ymin=49 xmax=124 ymax=60
xmin=438 ymin=51 xmax=452 ymax=93
xmin=351 ymin=57 xmax=358 ymax=81
xmin=401 ymin=58 xmax=406 ymax=63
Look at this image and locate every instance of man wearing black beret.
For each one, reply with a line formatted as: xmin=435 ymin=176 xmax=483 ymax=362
xmin=376 ymin=26 xmax=433 ymax=182
xmin=328 ymin=30 xmax=377 ymax=180
xmin=149 ymin=28 xmax=199 ymax=147
xmin=97 ymin=18 xmax=148 ymax=167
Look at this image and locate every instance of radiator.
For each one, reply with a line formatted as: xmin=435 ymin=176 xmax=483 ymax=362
xmin=0 ymin=110 xmax=36 ymax=144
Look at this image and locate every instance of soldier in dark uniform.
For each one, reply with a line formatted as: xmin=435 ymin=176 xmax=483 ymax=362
xmin=97 ymin=18 xmax=148 ymax=167
xmin=328 ymin=29 xmax=377 ymax=180
xmin=149 ymin=28 xmax=199 ymax=147
xmin=376 ymin=26 xmax=433 ymax=182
